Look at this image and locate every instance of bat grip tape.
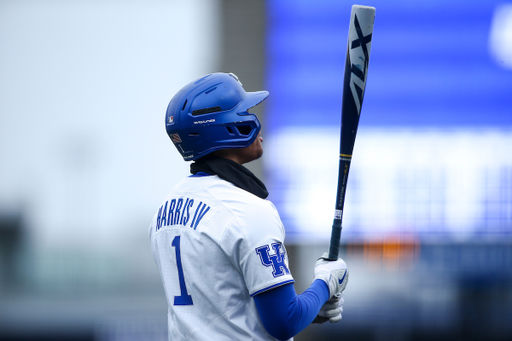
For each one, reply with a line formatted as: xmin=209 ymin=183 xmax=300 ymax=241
xmin=328 ymin=219 xmax=342 ymax=260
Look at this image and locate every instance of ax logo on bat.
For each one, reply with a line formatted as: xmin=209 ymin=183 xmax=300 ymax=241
xmin=349 ymin=13 xmax=373 ymax=114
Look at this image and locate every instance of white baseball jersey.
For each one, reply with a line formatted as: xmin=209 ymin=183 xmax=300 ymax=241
xmin=149 ymin=174 xmax=295 ymax=341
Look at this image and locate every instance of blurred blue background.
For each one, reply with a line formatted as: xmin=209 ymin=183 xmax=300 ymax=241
xmin=265 ymin=0 xmax=512 ymax=241
xmin=1 ymin=0 xmax=511 ymax=340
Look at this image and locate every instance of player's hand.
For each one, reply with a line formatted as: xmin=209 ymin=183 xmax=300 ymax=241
xmin=314 ymin=252 xmax=349 ymax=299
xmin=323 ymin=293 xmax=344 ymax=323
xmin=313 ymin=293 xmax=344 ymax=324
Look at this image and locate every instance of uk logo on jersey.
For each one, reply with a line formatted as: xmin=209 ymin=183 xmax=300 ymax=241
xmin=255 ymin=243 xmax=290 ymax=278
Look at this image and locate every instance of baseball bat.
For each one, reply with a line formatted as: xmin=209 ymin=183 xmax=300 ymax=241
xmin=328 ymin=5 xmax=375 ymax=260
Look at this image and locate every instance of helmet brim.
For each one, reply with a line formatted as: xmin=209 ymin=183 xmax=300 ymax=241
xmin=238 ymin=90 xmax=269 ymax=112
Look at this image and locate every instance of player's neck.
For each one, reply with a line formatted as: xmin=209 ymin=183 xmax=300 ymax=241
xmin=211 ymin=150 xmax=252 ymax=165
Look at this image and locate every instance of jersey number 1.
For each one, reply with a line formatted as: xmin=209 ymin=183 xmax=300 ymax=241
xmin=172 ymin=236 xmax=193 ymax=306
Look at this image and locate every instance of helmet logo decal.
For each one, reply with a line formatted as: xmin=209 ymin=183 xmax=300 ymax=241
xmin=168 ymin=116 xmax=174 ymax=124
xmin=193 ymin=118 xmax=216 ymax=125
xmin=170 ymin=133 xmax=182 ymax=143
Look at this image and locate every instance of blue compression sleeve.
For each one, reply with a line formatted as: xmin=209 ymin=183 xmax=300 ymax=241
xmin=253 ymin=279 xmax=329 ymax=340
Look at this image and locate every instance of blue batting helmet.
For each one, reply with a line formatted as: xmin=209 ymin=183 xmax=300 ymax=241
xmin=165 ymin=73 xmax=269 ymax=161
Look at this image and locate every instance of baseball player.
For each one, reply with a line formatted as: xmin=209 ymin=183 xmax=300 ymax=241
xmin=149 ymin=72 xmax=349 ymax=341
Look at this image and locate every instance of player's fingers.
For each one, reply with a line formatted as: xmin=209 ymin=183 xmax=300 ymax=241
xmin=325 ymin=307 xmax=342 ymax=318
xmin=323 ymin=301 xmax=338 ymax=310
xmin=329 ymin=313 xmax=342 ymax=323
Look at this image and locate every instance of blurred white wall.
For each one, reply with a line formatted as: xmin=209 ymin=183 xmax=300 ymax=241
xmin=268 ymin=127 xmax=512 ymax=242
xmin=0 ymin=0 xmax=220 ymax=254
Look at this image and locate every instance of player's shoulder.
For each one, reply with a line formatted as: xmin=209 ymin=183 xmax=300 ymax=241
xmin=206 ymin=177 xmax=276 ymax=213
xmin=211 ymin=180 xmax=284 ymax=236
xmin=166 ymin=175 xmax=283 ymax=232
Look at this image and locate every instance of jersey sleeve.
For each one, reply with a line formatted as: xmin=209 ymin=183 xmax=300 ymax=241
xmin=242 ymin=235 xmax=295 ymax=296
xmin=223 ymin=199 xmax=295 ymax=296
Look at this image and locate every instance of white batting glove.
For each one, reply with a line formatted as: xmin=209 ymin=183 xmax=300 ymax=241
xmin=318 ymin=293 xmax=344 ymax=323
xmin=314 ymin=252 xmax=349 ymax=299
